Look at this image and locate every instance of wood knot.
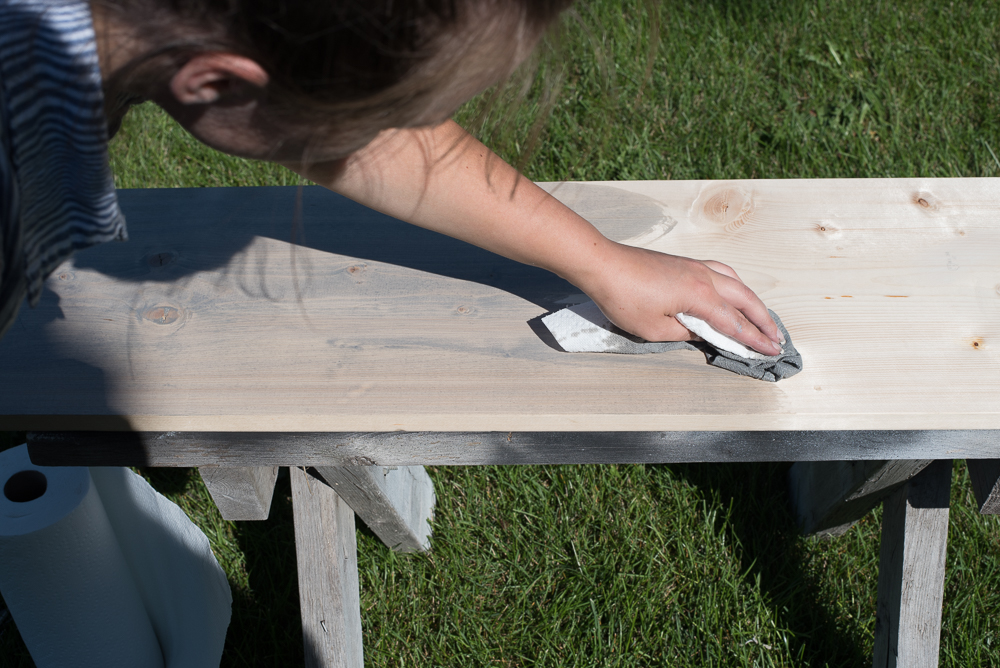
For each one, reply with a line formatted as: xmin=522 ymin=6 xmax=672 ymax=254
xmin=455 ymin=305 xmax=476 ymax=316
xmin=814 ymin=222 xmax=842 ymax=238
xmin=701 ymin=187 xmax=756 ymax=232
xmin=345 ymin=264 xmax=368 ymax=283
xmin=56 ymin=271 xmax=75 ymax=281
xmin=146 ymin=251 xmax=176 ymax=268
xmin=912 ymin=191 xmax=941 ymax=212
xmin=141 ymin=305 xmax=182 ymax=325
xmin=969 ymin=337 xmax=985 ymax=350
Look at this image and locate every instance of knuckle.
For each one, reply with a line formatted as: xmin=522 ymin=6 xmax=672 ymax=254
xmin=690 ymin=281 xmax=717 ymax=303
xmin=736 ymin=282 xmax=756 ymax=303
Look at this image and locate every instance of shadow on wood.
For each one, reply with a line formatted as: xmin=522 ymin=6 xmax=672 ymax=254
xmin=79 ymin=187 xmax=578 ymax=311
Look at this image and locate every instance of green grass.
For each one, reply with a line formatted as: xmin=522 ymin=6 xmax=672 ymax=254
xmin=5 ymin=0 xmax=1000 ymax=665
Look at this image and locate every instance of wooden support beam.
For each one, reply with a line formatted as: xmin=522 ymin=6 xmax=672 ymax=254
xmin=291 ymin=467 xmax=363 ymax=668
xmin=966 ymin=460 xmax=1000 ymax=514
xmin=28 ymin=430 xmax=1000 ymax=468
xmin=873 ymin=460 xmax=952 ymax=668
xmin=314 ymin=465 xmax=434 ymax=553
xmin=199 ymin=466 xmax=279 ymax=520
xmin=788 ymin=460 xmax=933 ymax=537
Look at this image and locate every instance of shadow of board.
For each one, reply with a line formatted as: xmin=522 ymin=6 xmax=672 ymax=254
xmin=665 ymin=461 xmax=873 ymax=668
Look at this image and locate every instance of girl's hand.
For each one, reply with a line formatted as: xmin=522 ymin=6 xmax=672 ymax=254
xmin=574 ymin=242 xmax=784 ymax=356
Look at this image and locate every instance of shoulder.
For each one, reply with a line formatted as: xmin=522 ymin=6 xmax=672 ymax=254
xmin=0 ymin=0 xmax=126 ymax=338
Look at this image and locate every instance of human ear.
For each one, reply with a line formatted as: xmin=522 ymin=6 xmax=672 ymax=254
xmin=169 ymin=53 xmax=269 ymax=104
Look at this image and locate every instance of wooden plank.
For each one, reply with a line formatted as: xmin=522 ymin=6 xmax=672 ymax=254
xmin=966 ymin=459 xmax=1000 ymax=514
xmin=27 ymin=429 xmax=1000 ymax=468
xmin=290 ymin=467 xmax=363 ymax=668
xmin=314 ymin=465 xmax=434 ymax=552
xmin=198 ymin=466 xmax=279 ymax=520
xmin=873 ymin=460 xmax=952 ymax=668
xmin=2 ymin=180 xmax=1000 ymax=433
xmin=788 ymin=460 xmax=932 ymax=537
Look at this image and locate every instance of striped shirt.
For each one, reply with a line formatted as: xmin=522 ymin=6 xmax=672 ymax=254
xmin=0 ymin=0 xmax=126 ymax=339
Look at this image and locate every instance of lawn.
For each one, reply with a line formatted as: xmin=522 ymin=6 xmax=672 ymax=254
xmin=4 ymin=0 xmax=1000 ymax=666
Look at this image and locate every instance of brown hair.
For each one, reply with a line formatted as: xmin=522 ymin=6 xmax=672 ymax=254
xmin=99 ymin=0 xmax=573 ymax=151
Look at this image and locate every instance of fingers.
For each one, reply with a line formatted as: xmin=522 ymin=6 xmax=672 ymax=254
xmin=690 ymin=276 xmax=782 ymax=355
xmin=701 ymin=260 xmax=741 ymax=283
xmin=716 ymin=275 xmax=783 ymax=346
xmin=702 ymin=263 xmax=776 ymax=333
xmin=700 ymin=261 xmax=784 ymax=347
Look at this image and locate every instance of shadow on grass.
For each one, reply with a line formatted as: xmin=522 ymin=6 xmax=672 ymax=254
xmin=223 ymin=471 xmax=303 ymax=668
xmin=666 ymin=461 xmax=871 ymax=668
xmin=134 ymin=466 xmax=194 ymax=496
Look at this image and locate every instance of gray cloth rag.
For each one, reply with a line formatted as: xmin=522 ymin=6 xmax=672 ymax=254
xmin=541 ymin=302 xmax=803 ymax=382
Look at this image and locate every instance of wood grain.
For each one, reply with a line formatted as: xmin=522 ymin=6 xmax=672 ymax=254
xmin=290 ymin=467 xmax=363 ymax=668
xmin=26 ymin=429 xmax=1000 ymax=467
xmin=3 ymin=180 xmax=1000 ymax=432
xmin=198 ymin=466 xmax=278 ymax=520
xmin=314 ymin=465 xmax=434 ymax=552
xmin=966 ymin=459 xmax=1000 ymax=514
xmin=873 ymin=460 xmax=952 ymax=668
xmin=788 ymin=460 xmax=932 ymax=537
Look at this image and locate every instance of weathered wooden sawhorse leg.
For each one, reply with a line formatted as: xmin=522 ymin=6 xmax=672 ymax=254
xmin=197 ymin=463 xmax=435 ymax=668
xmin=790 ymin=458 xmax=1000 ymax=668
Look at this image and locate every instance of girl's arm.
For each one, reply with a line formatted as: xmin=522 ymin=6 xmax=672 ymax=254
xmin=284 ymin=120 xmax=783 ymax=355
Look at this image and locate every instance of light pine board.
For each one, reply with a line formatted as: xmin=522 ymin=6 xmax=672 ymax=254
xmin=966 ymin=459 xmax=1000 ymax=513
xmin=290 ymin=467 xmax=363 ymax=668
xmin=788 ymin=460 xmax=933 ymax=537
xmin=873 ymin=460 xmax=952 ymax=668
xmin=314 ymin=465 xmax=434 ymax=553
xmin=198 ymin=466 xmax=279 ymax=520
xmin=3 ymin=180 xmax=1000 ymax=432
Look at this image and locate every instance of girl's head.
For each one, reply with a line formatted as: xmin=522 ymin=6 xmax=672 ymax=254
xmin=94 ymin=0 xmax=572 ymax=161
